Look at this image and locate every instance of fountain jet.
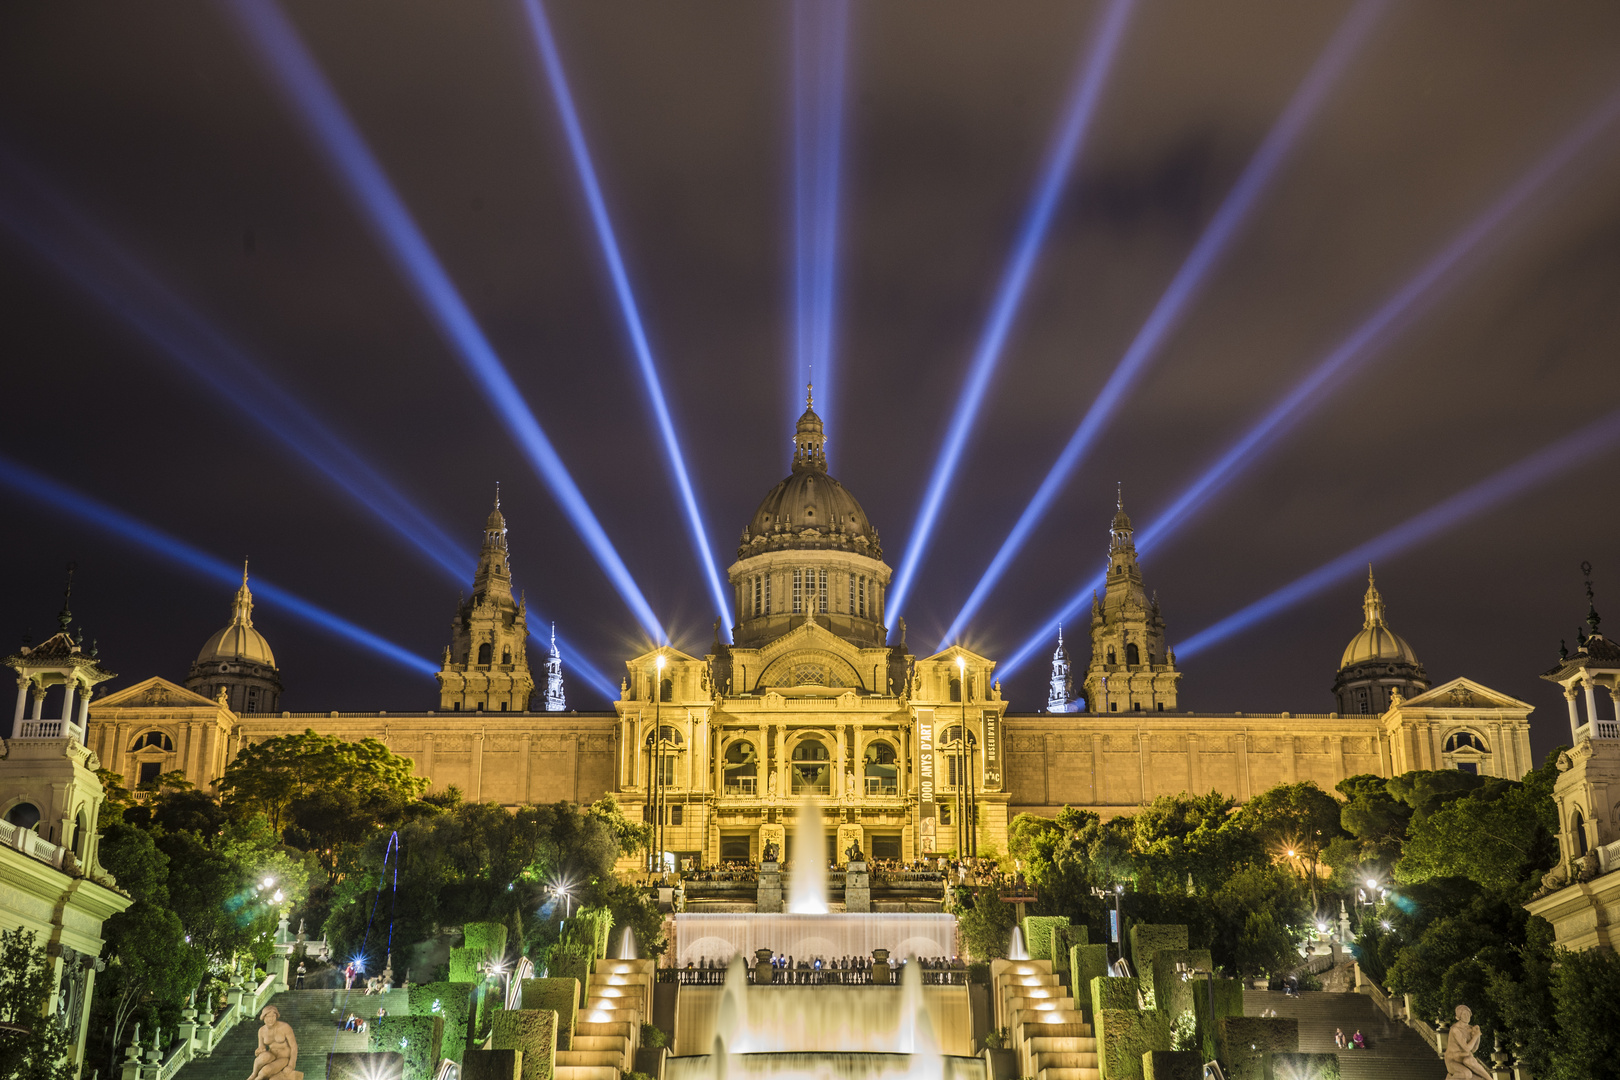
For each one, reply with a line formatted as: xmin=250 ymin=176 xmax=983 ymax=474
xmin=1008 ymin=926 xmax=1029 ymax=961
xmin=617 ymin=927 xmax=638 ymax=960
xmin=789 ymin=797 xmax=829 ymax=914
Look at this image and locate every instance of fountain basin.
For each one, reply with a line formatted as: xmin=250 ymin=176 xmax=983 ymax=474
xmin=671 ymin=913 xmax=957 ymax=966
xmin=667 ymin=1052 xmax=986 ymax=1080
xmin=672 ymin=985 xmax=972 ymax=1056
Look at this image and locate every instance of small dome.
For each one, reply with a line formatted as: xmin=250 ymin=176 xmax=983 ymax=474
xmin=197 ymin=565 xmax=276 ymax=667
xmin=1340 ymin=569 xmax=1419 ymax=670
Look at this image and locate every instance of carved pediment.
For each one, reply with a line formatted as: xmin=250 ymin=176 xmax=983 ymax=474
xmin=1400 ymin=676 xmax=1531 ymax=713
xmin=94 ymin=676 xmax=220 ymax=710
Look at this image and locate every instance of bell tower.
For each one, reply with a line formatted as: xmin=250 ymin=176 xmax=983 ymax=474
xmin=436 ymin=491 xmax=535 ymax=713
xmin=1082 ymin=491 xmax=1180 ymax=712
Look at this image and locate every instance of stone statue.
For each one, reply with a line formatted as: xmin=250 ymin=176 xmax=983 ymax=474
xmin=246 ymin=1005 xmax=301 ymax=1080
xmin=1444 ymin=1005 xmax=1491 ymax=1080
xmin=768 ymin=769 xmax=778 ymax=796
xmin=845 ymin=840 xmax=865 ymax=863
xmin=762 ymin=839 xmax=780 ymax=863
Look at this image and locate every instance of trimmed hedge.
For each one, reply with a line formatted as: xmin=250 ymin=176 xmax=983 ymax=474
xmin=1142 ymin=1050 xmax=1201 ymax=1080
xmin=1128 ymin=925 xmax=1188 ymax=979
xmin=1022 ymin=916 xmax=1071 ymax=963
xmin=408 ymin=982 xmax=476 ymax=1065
xmin=544 ymin=943 xmax=592 ymax=1007
xmin=520 ymin=979 xmax=579 ymax=1050
xmin=448 ymin=948 xmax=483 ymax=984
xmin=1219 ymin=1017 xmax=1298 ymax=1080
xmin=1265 ymin=1053 xmax=1340 ymax=1080
xmin=1052 ymin=922 xmax=1088 ymax=975
xmin=1149 ymin=950 xmax=1213 ymax=1026
xmin=1192 ymin=978 xmax=1245 ymax=1063
xmin=462 ymin=1049 xmax=523 ymax=1080
xmin=1092 ymin=975 xmax=1142 ymax=1017
xmin=464 ymin=922 xmax=509 ymax=957
xmin=492 ymin=1009 xmax=558 ymax=1080
xmin=370 ymin=1016 xmax=443 ymax=1080
xmin=327 ymin=1052 xmax=404 ymax=1080
xmin=1097 ymin=1009 xmax=1172 ymax=1080
xmin=1072 ymin=945 xmax=1111 ymax=1019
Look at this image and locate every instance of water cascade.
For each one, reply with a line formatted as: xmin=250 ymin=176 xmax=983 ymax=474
xmin=788 ymin=797 xmax=829 ymax=914
xmin=618 ymin=927 xmax=638 ymax=960
xmin=1007 ymin=925 xmax=1029 ymax=961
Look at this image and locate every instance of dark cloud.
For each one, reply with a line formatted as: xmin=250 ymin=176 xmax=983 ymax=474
xmin=0 ymin=1 xmax=1616 ymax=765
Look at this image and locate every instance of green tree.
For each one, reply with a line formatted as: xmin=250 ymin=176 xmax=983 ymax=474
xmin=1546 ymin=946 xmax=1620 ymax=1080
xmin=1397 ymin=757 xmax=1558 ymax=891
xmin=950 ymin=886 xmax=1016 ymax=961
xmin=0 ymin=928 xmax=73 ymax=1080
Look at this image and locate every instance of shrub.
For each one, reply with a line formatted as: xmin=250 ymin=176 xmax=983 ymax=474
xmin=520 ymin=978 xmax=579 ymax=1049
xmin=543 ymin=943 xmax=592 ymax=1006
xmin=1192 ymin=978 xmax=1245 ymax=1063
xmin=1142 ymin=1050 xmax=1201 ymax=1080
xmin=449 ymin=947 xmax=483 ymax=984
xmin=1129 ymin=925 xmax=1188 ymax=979
xmin=1023 ymin=916 xmax=1071 ymax=962
xmin=967 ymin=961 xmax=990 ymax=985
xmin=640 ymin=1022 xmax=668 ymax=1048
xmin=408 ymin=982 xmax=476 ymax=1065
xmin=1150 ymin=950 xmax=1214 ymax=1025
xmin=1219 ymin=1017 xmax=1298 ymax=1080
xmin=1097 ymin=1009 xmax=1172 ymax=1080
xmin=1073 ymin=945 xmax=1112 ymax=1019
xmin=464 ymin=922 xmax=510 ymax=958
xmin=1053 ymin=922 xmax=1088 ymax=975
xmin=491 ymin=1009 xmax=558 ymax=1080
xmin=370 ymin=1015 xmax=443 ymax=1080
xmin=461 ymin=1049 xmax=523 ymax=1080
xmin=1092 ymin=975 xmax=1142 ymax=1017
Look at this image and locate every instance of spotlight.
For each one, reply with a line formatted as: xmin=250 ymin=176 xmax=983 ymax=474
xmin=224 ymin=0 xmax=666 ymax=643
xmin=1174 ymin=407 xmax=1620 ymax=659
xmin=938 ymin=0 xmax=1386 ymax=648
xmin=0 ymin=453 xmax=438 ymax=677
xmin=790 ymin=0 xmax=851 ymax=454
xmin=517 ymin=0 xmax=733 ymax=638
xmin=999 ymin=81 xmax=1620 ymax=678
xmin=886 ymin=0 xmax=1136 ymax=625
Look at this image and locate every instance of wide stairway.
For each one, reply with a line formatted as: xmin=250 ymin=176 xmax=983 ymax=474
xmin=171 ymin=988 xmax=406 ymax=1080
xmin=555 ymin=959 xmax=654 ymax=1080
xmin=994 ymin=960 xmax=1100 ymax=1080
xmin=1243 ymin=990 xmax=1443 ymax=1080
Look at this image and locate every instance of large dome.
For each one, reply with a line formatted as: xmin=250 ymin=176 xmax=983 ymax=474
xmin=1339 ymin=570 xmax=1419 ymax=670
xmin=197 ymin=568 xmax=276 ymax=666
xmin=737 ymin=401 xmax=883 ymax=560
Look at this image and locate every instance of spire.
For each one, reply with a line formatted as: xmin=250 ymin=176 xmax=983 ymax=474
xmin=1362 ymin=565 xmax=1387 ymax=629
xmin=544 ymin=622 xmax=566 ymax=712
xmin=57 ymin=562 xmax=75 ymax=632
xmin=1583 ymin=561 xmax=1603 ymax=638
xmin=1048 ymin=624 xmax=1074 ymax=713
xmin=1109 ymin=487 xmax=1136 ymax=556
xmin=232 ymin=560 xmax=255 ymax=627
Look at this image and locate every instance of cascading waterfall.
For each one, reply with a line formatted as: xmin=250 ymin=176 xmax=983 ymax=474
xmin=1007 ymin=925 xmax=1029 ymax=960
xmin=618 ymin=927 xmax=639 ymax=960
xmin=788 ymin=796 xmax=829 ymax=914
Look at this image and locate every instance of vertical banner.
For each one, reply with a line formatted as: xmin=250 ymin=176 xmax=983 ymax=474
xmin=981 ymin=708 xmax=1000 ymax=788
xmin=917 ymin=708 xmax=935 ymax=854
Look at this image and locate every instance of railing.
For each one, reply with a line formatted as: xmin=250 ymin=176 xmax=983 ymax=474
xmin=725 ymin=779 xmax=757 ymax=795
xmin=15 ymin=718 xmax=82 ymax=740
xmin=658 ymin=965 xmax=968 ymax=986
xmin=1354 ymin=964 xmax=1443 ymax=1057
xmin=864 ymin=779 xmax=899 ymax=796
xmin=0 ymin=818 xmax=70 ymax=870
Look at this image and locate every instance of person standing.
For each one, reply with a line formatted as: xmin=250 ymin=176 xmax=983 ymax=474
xmin=295 ymin=962 xmax=306 ymax=989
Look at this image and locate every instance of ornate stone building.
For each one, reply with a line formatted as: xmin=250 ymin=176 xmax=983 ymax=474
xmin=80 ymin=399 xmax=1539 ymax=867
xmin=185 ymin=565 xmax=282 ymax=714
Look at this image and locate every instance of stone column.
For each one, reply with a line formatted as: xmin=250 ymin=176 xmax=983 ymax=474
xmin=31 ymin=687 xmax=44 ymax=721
xmin=833 ymin=725 xmax=846 ymax=798
xmin=60 ymin=682 xmax=76 ymax=724
xmin=1612 ymin=687 xmax=1620 ymax=728
xmin=1585 ymin=680 xmax=1600 ymax=734
xmin=78 ymin=687 xmax=91 ymax=728
xmin=13 ymin=678 xmax=26 ymax=728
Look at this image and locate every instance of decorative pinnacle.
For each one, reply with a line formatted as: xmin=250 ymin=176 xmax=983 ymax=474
xmin=1583 ymin=561 xmax=1602 ymax=635
xmin=58 ymin=562 xmax=76 ymax=632
xmin=1117 ymin=482 xmax=1123 ymax=510
xmin=494 ymin=481 xmax=501 ymax=510
xmin=806 ymin=378 xmax=814 ymax=409
xmin=242 ymin=559 xmax=250 ymax=587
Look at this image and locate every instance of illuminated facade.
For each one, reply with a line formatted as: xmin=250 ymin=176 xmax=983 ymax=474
xmin=78 ymin=400 xmax=1538 ymax=865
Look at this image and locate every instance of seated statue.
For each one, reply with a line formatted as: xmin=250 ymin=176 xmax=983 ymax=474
xmin=247 ymin=1005 xmax=301 ymax=1080
xmin=1444 ymin=1005 xmax=1491 ymax=1080
xmin=845 ymin=842 xmax=865 ymax=864
xmin=762 ymin=839 xmax=780 ymax=863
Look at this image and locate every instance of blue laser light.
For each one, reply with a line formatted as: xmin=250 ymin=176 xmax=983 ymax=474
xmin=999 ymin=79 xmax=1620 ymax=677
xmin=518 ymin=0 xmax=733 ymax=640
xmin=939 ymin=0 xmax=1387 ymax=649
xmin=0 ymin=158 xmax=619 ymax=703
xmin=886 ymin=0 xmax=1136 ymax=626
xmin=225 ymin=0 xmax=665 ymax=644
xmin=0 ymin=453 xmax=437 ymax=677
xmin=1174 ymin=408 xmax=1620 ymax=659
xmin=791 ymin=0 xmax=851 ymax=453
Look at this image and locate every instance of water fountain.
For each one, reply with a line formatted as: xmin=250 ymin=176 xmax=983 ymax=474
xmin=788 ymin=797 xmax=829 ymax=914
xmin=618 ymin=927 xmax=638 ymax=960
xmin=1007 ymin=926 xmax=1028 ymax=961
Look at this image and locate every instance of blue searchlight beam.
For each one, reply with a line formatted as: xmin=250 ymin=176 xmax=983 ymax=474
xmin=886 ymin=0 xmax=1136 ymax=626
xmin=225 ymin=0 xmax=665 ymax=644
xmin=1174 ymin=408 xmax=1620 ymax=659
xmin=998 ymin=79 xmax=1620 ymax=678
xmin=519 ymin=0 xmax=734 ymax=640
xmin=0 ymin=160 xmax=619 ymax=702
xmin=792 ymin=0 xmax=851 ymax=454
xmin=939 ymin=0 xmax=1387 ymax=649
xmin=0 ymin=453 xmax=437 ymax=678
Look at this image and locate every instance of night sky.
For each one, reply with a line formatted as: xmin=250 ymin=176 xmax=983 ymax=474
xmin=2 ymin=2 xmax=1617 ymax=767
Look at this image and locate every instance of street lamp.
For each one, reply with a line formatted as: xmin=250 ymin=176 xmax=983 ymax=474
xmin=1092 ymin=883 xmax=1127 ymax=965
xmin=647 ymin=653 xmax=667 ymax=875
xmin=956 ymin=655 xmax=976 ymax=859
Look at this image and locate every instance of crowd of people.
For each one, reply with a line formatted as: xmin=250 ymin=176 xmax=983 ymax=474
xmin=661 ymin=953 xmax=969 ymax=986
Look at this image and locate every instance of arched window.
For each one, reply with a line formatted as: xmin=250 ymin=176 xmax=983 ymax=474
xmin=1573 ymin=809 xmax=1590 ymax=856
xmin=477 ymin=642 xmax=493 ymax=665
xmin=1106 ymin=647 xmax=1117 ymax=665
xmin=501 ymin=647 xmax=512 ymax=665
xmin=1444 ymin=731 xmax=1488 ymax=754
xmin=949 ymin=677 xmax=962 ymax=703
xmin=863 ymin=741 xmax=898 ymax=795
xmin=724 ymin=741 xmax=758 ymax=793
xmin=791 ymin=737 xmax=830 ymax=794
xmin=5 ymin=802 xmax=41 ymax=830
xmin=643 ymin=725 xmax=683 ymax=746
xmin=1126 ymin=643 xmax=1140 ymax=666
xmin=661 ymin=678 xmax=673 ymax=702
xmin=130 ymin=731 xmax=174 ymax=753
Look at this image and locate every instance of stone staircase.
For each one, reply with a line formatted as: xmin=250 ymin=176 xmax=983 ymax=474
xmin=169 ymin=989 xmax=407 ymax=1080
xmin=1243 ymin=990 xmax=1444 ymax=1080
xmin=555 ymin=959 xmax=655 ymax=1080
xmin=990 ymin=960 xmax=1100 ymax=1080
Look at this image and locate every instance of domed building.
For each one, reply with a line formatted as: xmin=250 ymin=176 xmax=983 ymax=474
xmin=185 ymin=565 xmax=282 ymax=714
xmin=1332 ymin=569 xmax=1429 ymax=715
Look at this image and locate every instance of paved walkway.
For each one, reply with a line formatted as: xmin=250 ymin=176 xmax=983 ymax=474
xmin=1243 ymin=990 xmax=1444 ymax=1080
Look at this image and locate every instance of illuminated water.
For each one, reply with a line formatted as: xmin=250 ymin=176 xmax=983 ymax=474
xmin=789 ymin=798 xmax=829 ymax=914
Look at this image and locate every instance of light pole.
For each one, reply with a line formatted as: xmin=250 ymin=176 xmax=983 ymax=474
xmin=1091 ymin=884 xmax=1127 ymax=966
xmin=956 ymin=655 xmax=975 ymax=859
xmin=649 ymin=653 xmax=667 ymax=875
